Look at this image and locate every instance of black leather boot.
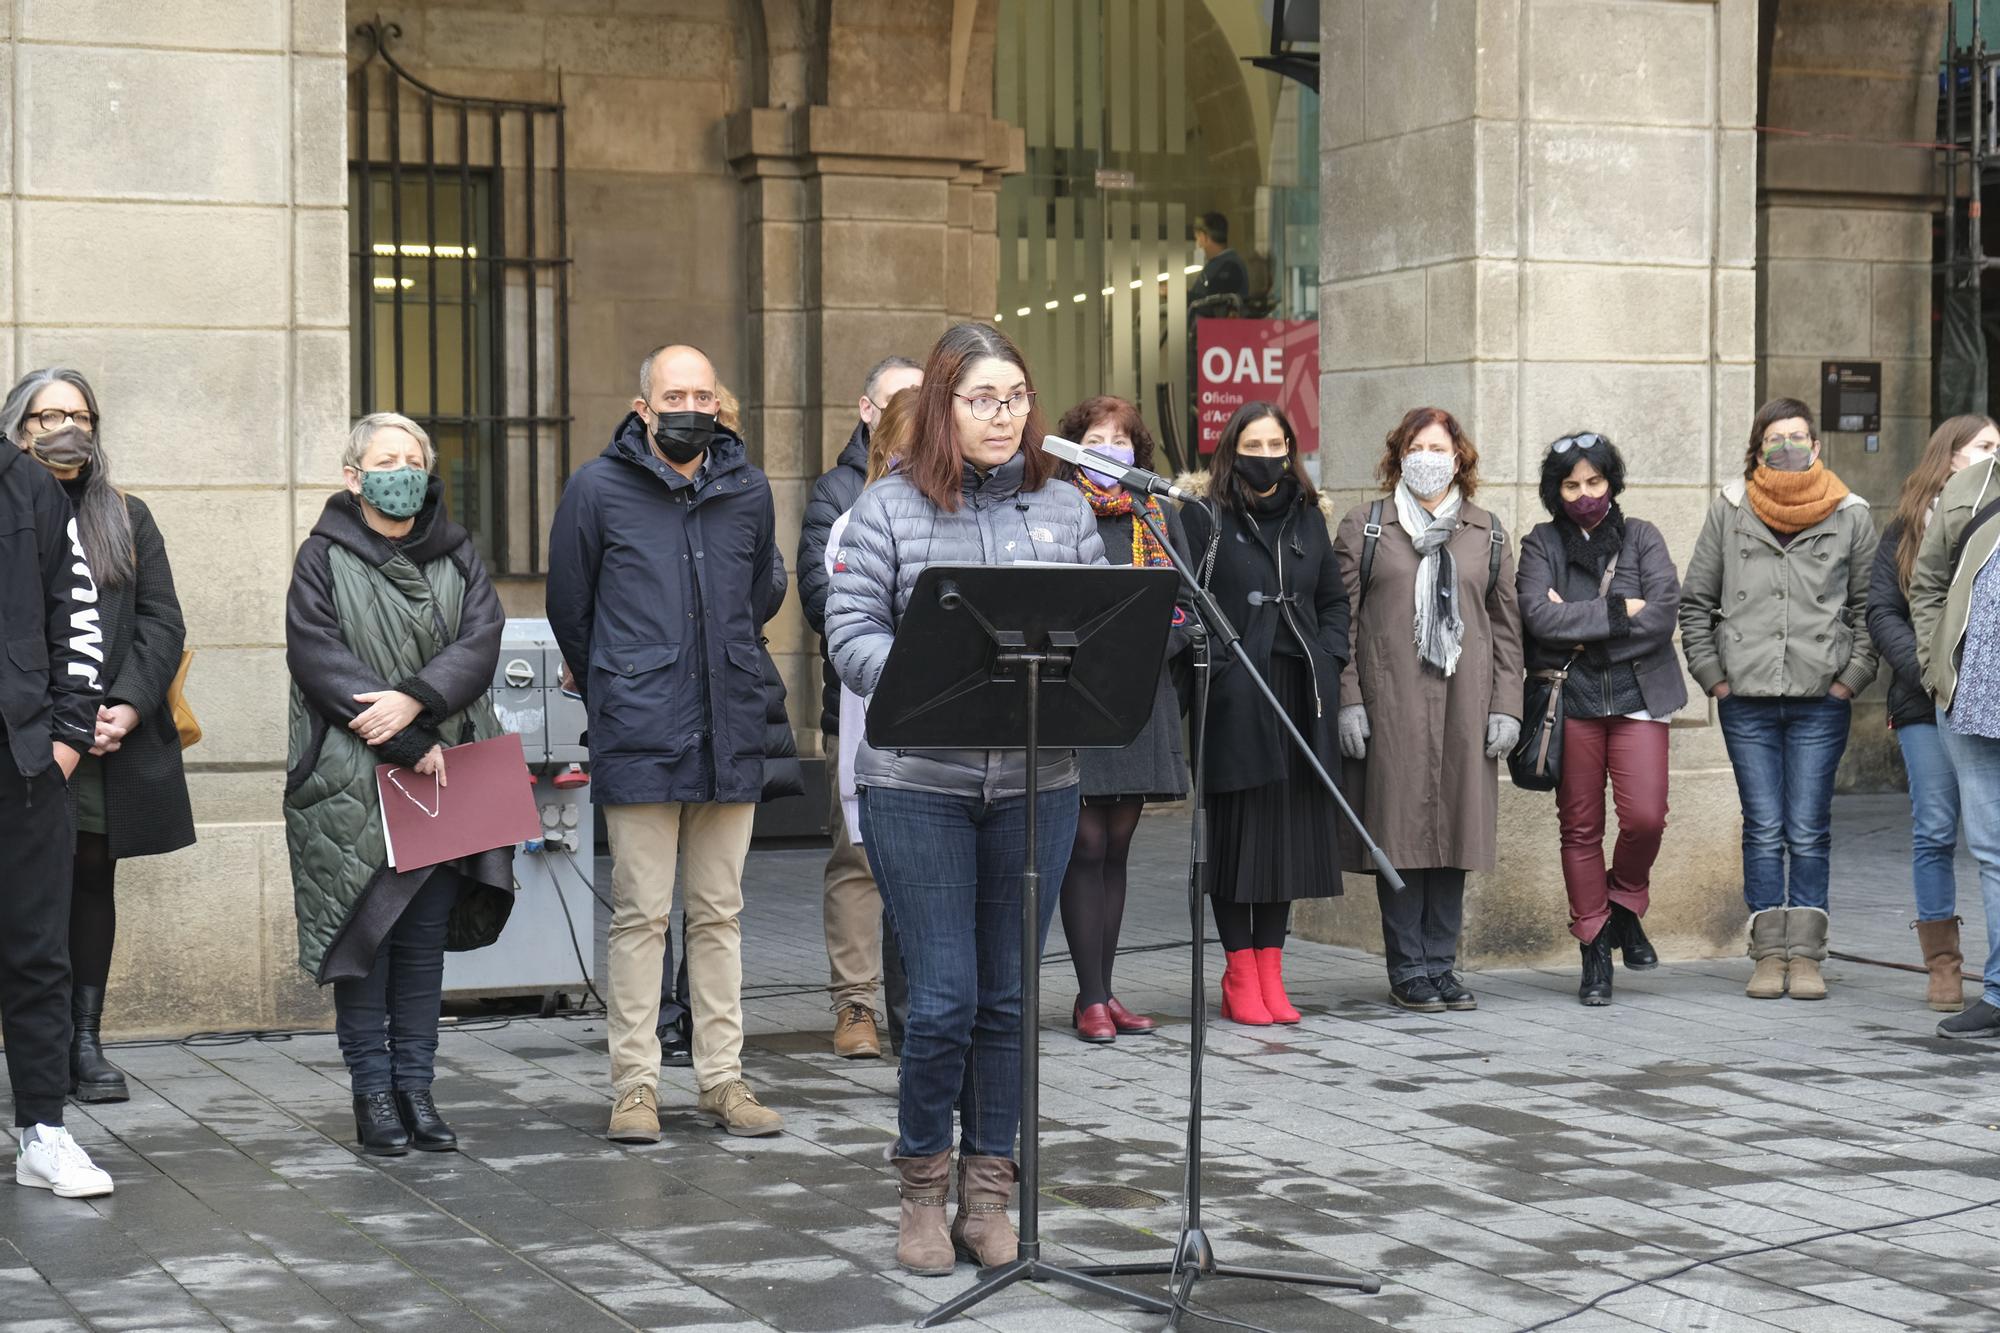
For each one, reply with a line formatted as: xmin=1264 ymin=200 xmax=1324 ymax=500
xmin=394 ymin=1089 xmax=458 ymax=1152
xmin=354 ymin=1092 xmax=411 ymax=1156
xmin=70 ymin=984 xmax=130 ymax=1103
xmin=1579 ymin=929 xmax=1614 ymax=1006
xmin=1610 ymin=903 xmax=1659 ymax=970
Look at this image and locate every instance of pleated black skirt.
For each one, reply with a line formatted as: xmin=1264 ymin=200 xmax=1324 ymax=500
xmin=1204 ymin=652 xmax=1343 ymax=905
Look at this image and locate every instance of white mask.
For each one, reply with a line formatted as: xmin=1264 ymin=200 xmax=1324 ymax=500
xmin=1401 ymin=450 xmax=1455 ymax=500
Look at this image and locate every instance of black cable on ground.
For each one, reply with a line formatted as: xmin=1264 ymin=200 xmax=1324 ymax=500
xmin=1514 ymin=1197 xmax=2000 ymax=1332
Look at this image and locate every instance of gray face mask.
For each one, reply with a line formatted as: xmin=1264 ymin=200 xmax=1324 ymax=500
xmin=1401 ymin=449 xmax=1456 ymax=500
xmin=1762 ymin=445 xmax=1815 ymax=473
xmin=27 ymin=424 xmax=94 ymax=472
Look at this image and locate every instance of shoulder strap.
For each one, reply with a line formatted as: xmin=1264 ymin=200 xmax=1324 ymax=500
xmin=1358 ymin=500 xmax=1384 ymax=614
xmin=1486 ymin=511 xmax=1506 ymax=601
xmin=1951 ymin=494 xmax=2000 ymax=581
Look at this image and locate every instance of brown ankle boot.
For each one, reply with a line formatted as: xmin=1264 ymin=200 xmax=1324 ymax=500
xmin=951 ymin=1154 xmax=1019 ymax=1268
xmin=1915 ymin=918 xmax=1967 ymax=1013
xmin=893 ymin=1152 xmax=955 ymax=1276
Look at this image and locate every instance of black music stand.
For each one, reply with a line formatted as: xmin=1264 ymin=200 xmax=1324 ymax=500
xmin=868 ymin=563 xmax=1179 ymax=1328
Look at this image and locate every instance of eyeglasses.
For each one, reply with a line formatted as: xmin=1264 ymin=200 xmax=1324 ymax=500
xmin=1762 ymin=431 xmax=1813 ymax=451
xmin=955 ymin=391 xmax=1035 ymax=422
xmin=1552 ymin=433 xmax=1606 ymax=454
xmin=27 ymin=408 xmax=94 ymax=433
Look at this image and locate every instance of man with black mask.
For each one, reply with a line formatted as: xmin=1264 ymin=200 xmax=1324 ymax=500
xmin=547 ymin=343 xmax=787 ymax=1144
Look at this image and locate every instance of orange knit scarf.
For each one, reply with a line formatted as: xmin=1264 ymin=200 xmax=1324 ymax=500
xmin=1746 ymin=461 xmax=1850 ymax=535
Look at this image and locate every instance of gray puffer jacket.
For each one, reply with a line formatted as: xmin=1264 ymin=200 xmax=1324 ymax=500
xmin=826 ymin=451 xmax=1108 ymax=801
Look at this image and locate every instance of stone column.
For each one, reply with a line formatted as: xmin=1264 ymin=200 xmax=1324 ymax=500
xmin=1299 ymin=0 xmax=1759 ymax=968
xmin=1758 ymin=0 xmax=1951 ymax=787
xmin=0 ymin=1 xmax=350 ymax=1033
xmin=728 ymin=104 xmax=1019 ymax=754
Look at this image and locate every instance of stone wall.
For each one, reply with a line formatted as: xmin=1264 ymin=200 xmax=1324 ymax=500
xmin=0 ymin=0 xmax=351 ymax=1033
xmin=1303 ymin=0 xmax=1761 ymax=969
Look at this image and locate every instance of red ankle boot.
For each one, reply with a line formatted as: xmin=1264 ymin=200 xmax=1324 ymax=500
xmin=1255 ymin=948 xmax=1301 ymax=1024
xmin=1220 ymin=950 xmax=1273 ymax=1025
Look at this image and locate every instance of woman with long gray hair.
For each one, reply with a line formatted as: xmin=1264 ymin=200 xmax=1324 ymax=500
xmin=4 ymin=368 xmax=194 ymax=1105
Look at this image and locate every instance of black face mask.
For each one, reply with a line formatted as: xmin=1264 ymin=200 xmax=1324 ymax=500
xmin=1236 ymin=455 xmax=1289 ymax=495
xmin=649 ymin=410 xmax=714 ymax=465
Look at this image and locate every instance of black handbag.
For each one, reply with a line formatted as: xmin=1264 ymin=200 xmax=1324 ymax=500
xmin=1507 ymin=551 xmax=1618 ymax=793
xmin=1508 ymin=654 xmax=1578 ymax=792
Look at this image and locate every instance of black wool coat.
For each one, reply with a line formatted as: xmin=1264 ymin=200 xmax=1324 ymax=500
xmin=82 ymin=490 xmax=196 ymax=860
xmin=1181 ymin=483 xmax=1350 ymax=794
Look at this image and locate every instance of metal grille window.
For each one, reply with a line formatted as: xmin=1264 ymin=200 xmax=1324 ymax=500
xmin=349 ymin=20 xmax=570 ymax=574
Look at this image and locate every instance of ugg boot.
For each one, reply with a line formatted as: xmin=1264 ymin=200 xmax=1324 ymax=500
xmin=1915 ymin=918 xmax=1967 ymax=1013
xmin=893 ymin=1151 xmax=955 ymax=1276
xmin=951 ymin=1155 xmax=1019 ymax=1268
xmin=70 ymin=985 xmax=130 ymax=1103
xmin=1785 ymin=907 xmax=1829 ymax=1001
xmin=1746 ymin=909 xmax=1788 ymax=999
xmin=1254 ymin=948 xmax=1302 ymax=1024
xmin=1220 ymin=949 xmax=1273 ymax=1025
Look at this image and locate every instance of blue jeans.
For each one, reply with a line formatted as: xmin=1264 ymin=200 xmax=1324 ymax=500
xmin=1897 ymin=722 xmax=1963 ymax=921
xmin=332 ymin=870 xmax=459 ymax=1095
xmin=860 ymin=784 xmax=1078 ymax=1159
xmin=1717 ymin=695 xmax=1851 ymax=912
xmin=1935 ymin=717 xmax=2000 ymax=1009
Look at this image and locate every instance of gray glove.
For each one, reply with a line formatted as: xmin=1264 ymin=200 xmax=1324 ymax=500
xmin=1485 ymin=712 xmax=1521 ymax=759
xmin=1338 ymin=704 xmax=1370 ymax=760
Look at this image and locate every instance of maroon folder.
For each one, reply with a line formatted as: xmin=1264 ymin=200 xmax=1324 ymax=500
xmin=376 ymin=732 xmax=540 ymax=872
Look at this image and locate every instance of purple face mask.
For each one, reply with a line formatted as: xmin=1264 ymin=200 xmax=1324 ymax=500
xmin=1563 ymin=491 xmax=1613 ymax=528
xmin=1081 ymin=442 xmax=1135 ymax=488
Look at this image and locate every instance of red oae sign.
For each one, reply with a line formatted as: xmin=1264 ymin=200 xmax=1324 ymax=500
xmin=1194 ymin=318 xmax=1320 ymax=455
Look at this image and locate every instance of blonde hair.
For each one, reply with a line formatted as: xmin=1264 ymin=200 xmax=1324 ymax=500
xmin=868 ymin=386 xmax=918 ymax=484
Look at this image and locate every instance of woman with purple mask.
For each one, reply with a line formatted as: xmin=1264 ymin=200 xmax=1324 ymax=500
xmin=1515 ymin=432 xmax=1686 ymax=1005
xmin=1053 ymin=396 xmax=1191 ymax=1042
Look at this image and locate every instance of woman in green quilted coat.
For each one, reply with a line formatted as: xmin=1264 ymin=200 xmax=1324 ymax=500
xmin=284 ymin=412 xmax=511 ymax=1158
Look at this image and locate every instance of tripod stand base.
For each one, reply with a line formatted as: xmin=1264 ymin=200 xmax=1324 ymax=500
xmin=917 ymin=1253 xmax=1176 ymax=1327
xmin=1078 ymin=1228 xmax=1380 ymax=1330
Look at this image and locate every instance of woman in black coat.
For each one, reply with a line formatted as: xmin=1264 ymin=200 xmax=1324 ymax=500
xmin=1053 ymin=396 xmax=1192 ymax=1043
xmin=3 ymin=368 xmax=194 ymax=1105
xmin=1181 ymin=402 xmax=1349 ymax=1027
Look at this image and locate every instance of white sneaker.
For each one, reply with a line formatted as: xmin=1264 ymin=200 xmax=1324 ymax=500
xmin=15 ymin=1125 xmax=113 ymax=1199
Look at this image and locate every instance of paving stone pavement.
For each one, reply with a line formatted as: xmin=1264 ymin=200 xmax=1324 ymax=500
xmin=4 ymin=793 xmax=1998 ymax=1332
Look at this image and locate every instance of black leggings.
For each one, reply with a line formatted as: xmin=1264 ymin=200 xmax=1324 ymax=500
xmin=1059 ymin=798 xmax=1144 ymax=1007
xmin=1211 ymin=899 xmax=1290 ymax=953
xmin=71 ymin=832 xmax=117 ymax=992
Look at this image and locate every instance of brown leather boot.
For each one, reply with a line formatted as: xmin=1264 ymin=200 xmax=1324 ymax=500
xmin=951 ymin=1154 xmax=1019 ymax=1268
xmin=893 ymin=1152 xmax=955 ymax=1276
xmin=1915 ymin=918 xmax=1967 ymax=1013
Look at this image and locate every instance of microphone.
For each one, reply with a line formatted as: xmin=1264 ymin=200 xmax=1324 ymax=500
xmin=1040 ymin=435 xmax=1202 ymax=504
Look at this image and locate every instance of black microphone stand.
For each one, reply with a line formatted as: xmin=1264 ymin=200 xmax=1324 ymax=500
xmin=1076 ymin=494 xmax=1385 ymax=1328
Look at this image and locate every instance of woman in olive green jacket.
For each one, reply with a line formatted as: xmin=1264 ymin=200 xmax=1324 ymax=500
xmin=1679 ymin=397 xmax=1877 ymax=1003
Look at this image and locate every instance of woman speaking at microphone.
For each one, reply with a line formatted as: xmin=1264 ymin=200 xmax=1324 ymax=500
xmin=825 ymin=323 xmax=1106 ymax=1278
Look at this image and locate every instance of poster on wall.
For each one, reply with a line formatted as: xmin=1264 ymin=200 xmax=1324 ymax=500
xmin=1195 ymin=318 xmax=1320 ymax=455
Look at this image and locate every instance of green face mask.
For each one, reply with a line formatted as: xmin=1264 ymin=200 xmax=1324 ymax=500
xmin=356 ymin=466 xmax=428 ymax=519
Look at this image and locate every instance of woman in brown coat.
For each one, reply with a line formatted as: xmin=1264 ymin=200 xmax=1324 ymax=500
xmin=1334 ymin=407 xmax=1525 ymax=1013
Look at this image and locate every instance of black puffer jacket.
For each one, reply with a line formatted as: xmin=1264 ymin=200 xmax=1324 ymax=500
xmin=1867 ymin=518 xmax=1934 ymax=729
xmin=797 ymin=421 xmax=869 ymax=735
xmin=546 ymin=415 xmax=785 ymax=806
xmin=0 ymin=444 xmax=101 ymax=776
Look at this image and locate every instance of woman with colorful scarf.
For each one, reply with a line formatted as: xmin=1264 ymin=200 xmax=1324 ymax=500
xmin=1681 ymin=397 xmax=1879 ymax=1001
xmin=1186 ymin=402 xmax=1350 ymax=1026
xmin=1054 ymin=397 xmax=1192 ymax=1042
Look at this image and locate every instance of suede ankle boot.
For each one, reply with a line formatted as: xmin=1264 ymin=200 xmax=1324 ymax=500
xmin=1220 ymin=949 xmax=1273 ymax=1025
xmin=952 ymin=1155 xmax=1019 ymax=1268
xmin=1254 ymin=948 xmax=1301 ymax=1024
xmin=70 ymin=985 xmax=130 ymax=1104
xmin=893 ymin=1151 xmax=954 ymax=1276
xmin=1915 ymin=918 xmax=1966 ymax=1013
xmin=1746 ymin=909 xmax=1787 ymax=999
xmin=1785 ymin=907 xmax=1828 ymax=1001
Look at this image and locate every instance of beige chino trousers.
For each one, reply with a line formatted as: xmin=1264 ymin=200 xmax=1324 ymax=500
xmin=823 ymin=747 xmax=883 ymax=1009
